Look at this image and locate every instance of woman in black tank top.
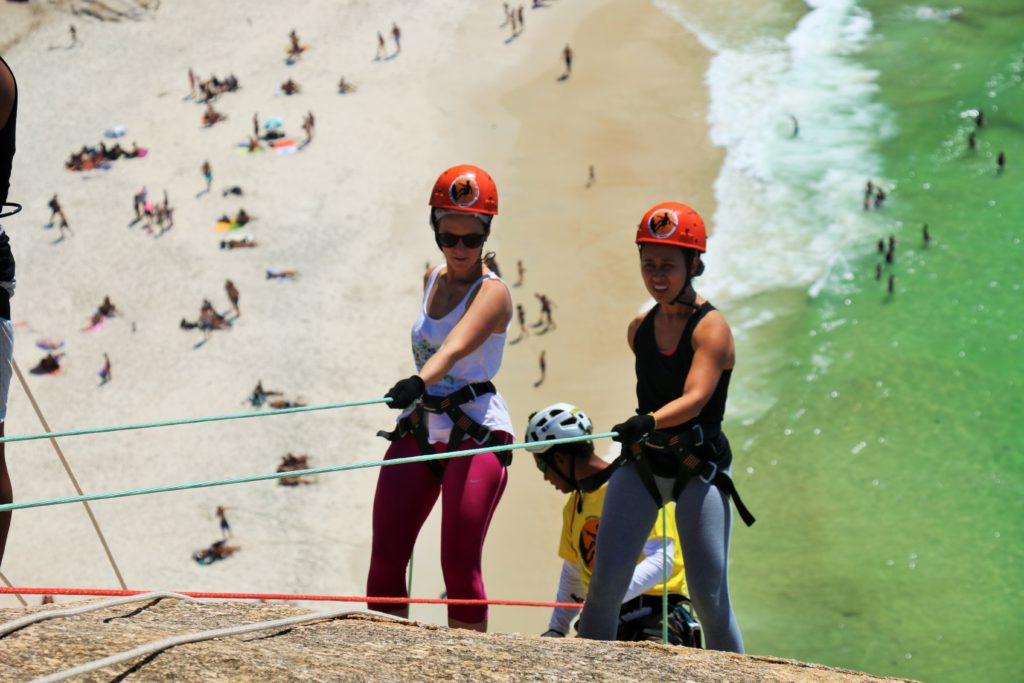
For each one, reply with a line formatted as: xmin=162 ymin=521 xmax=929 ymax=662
xmin=0 ymin=54 xmax=18 ymax=570
xmin=578 ymin=202 xmax=746 ymax=652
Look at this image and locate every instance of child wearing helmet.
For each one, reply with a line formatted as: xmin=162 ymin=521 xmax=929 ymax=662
xmin=577 ymin=202 xmax=753 ymax=652
xmin=369 ymin=164 xmax=514 ymax=632
xmin=525 ymin=403 xmax=702 ymax=647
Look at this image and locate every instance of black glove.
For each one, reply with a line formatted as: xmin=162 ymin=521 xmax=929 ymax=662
xmin=611 ymin=413 xmax=655 ymax=444
xmin=541 ymin=628 xmax=565 ymax=638
xmin=384 ymin=375 xmax=425 ymax=410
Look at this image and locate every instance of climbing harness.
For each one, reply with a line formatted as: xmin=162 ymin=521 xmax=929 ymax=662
xmin=624 ymin=425 xmax=755 ymax=527
xmin=377 ymin=380 xmax=509 ymax=479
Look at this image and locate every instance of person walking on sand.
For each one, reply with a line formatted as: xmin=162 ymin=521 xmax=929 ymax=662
xmin=69 ymin=25 xmax=78 ymax=47
xmin=99 ymin=353 xmax=111 ymax=385
xmin=577 ymin=202 xmax=754 ymax=653
xmin=47 ymin=194 xmax=61 ymax=225
xmin=252 ymin=112 xmax=259 ymax=138
xmin=391 ymin=22 xmax=402 ymax=54
xmin=525 ymin=403 xmax=699 ymax=646
xmin=201 ymin=160 xmax=212 ymax=193
xmin=376 ymin=31 xmax=387 ymax=60
xmin=514 ymin=259 xmax=525 ymax=287
xmin=535 ymin=293 xmax=555 ymax=330
xmin=0 ymin=55 xmax=21 ymax=568
xmin=302 ymin=111 xmax=315 ymax=145
xmin=562 ymin=44 xmax=573 ymax=78
xmin=518 ymin=5 xmax=525 ymax=33
xmin=516 ymin=303 xmax=529 ymax=338
xmin=533 ymin=350 xmax=546 ymax=388
xmin=216 ymin=506 xmax=231 ymax=540
xmin=369 ymin=164 xmax=514 ymax=633
xmin=188 ymin=67 xmax=198 ymax=98
xmin=225 ymin=279 xmax=240 ymax=317
xmin=501 ymin=2 xmax=512 ymax=26
xmin=586 ymin=164 xmax=596 ymax=188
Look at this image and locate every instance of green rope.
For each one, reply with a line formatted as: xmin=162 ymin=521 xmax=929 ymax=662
xmin=661 ymin=504 xmax=669 ymax=645
xmin=0 ymin=433 xmax=616 ymax=513
xmin=0 ymin=398 xmax=393 ymax=445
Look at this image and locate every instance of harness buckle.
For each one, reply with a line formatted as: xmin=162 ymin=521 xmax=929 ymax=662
xmin=691 ymin=424 xmax=705 ymax=449
xmin=699 ymin=460 xmax=718 ymax=485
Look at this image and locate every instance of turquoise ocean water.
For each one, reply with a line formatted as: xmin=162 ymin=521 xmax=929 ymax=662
xmin=657 ymin=1 xmax=1022 ymax=681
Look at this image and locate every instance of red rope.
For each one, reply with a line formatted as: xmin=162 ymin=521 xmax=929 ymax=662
xmin=0 ymin=586 xmax=583 ymax=609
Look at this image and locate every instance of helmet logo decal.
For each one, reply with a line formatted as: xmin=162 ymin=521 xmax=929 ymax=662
xmin=647 ymin=208 xmax=679 ymax=239
xmin=449 ymin=174 xmax=481 ymax=208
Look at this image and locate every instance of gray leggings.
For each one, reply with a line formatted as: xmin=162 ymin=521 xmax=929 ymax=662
xmin=577 ymin=459 xmax=744 ymax=652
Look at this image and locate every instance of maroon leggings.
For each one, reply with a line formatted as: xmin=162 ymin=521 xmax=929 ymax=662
xmin=366 ymin=431 xmax=510 ymax=623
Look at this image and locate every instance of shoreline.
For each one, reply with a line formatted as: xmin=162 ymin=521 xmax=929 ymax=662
xmin=480 ymin=0 xmax=722 ymax=634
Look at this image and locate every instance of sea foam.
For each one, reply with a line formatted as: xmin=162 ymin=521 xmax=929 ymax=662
xmin=655 ymin=0 xmax=894 ymax=304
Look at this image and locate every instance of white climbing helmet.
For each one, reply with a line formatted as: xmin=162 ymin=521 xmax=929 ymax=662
xmin=524 ymin=402 xmax=593 ymax=454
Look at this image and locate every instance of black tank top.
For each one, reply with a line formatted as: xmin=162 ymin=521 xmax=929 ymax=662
xmin=0 ymin=55 xmax=16 ymax=210
xmin=634 ymin=302 xmax=731 ymax=436
xmin=0 ymin=55 xmax=17 ymax=308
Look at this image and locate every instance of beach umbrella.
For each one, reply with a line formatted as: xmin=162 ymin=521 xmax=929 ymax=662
xmin=263 ymin=116 xmax=283 ymax=131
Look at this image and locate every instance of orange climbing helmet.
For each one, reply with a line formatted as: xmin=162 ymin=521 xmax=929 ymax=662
xmin=635 ymin=201 xmax=706 ymax=253
xmin=429 ymin=164 xmax=499 ymax=216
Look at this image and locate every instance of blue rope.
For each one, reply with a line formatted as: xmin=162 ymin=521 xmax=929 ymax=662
xmin=0 ymin=433 xmax=618 ymax=512
xmin=0 ymin=398 xmax=393 ymax=445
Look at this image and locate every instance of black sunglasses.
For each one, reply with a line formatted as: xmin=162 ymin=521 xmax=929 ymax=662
xmin=437 ymin=232 xmax=486 ymax=249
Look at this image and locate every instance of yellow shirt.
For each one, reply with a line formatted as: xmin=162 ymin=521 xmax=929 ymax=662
xmin=558 ymin=484 xmax=687 ymax=598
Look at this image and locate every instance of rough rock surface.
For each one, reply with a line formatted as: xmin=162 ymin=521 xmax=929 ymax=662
xmin=0 ymin=598 xmax=917 ymax=682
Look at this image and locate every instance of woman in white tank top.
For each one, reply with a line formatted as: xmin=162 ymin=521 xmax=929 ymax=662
xmin=367 ymin=165 xmax=514 ymax=633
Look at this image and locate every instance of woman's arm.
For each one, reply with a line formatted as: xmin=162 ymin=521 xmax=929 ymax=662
xmin=418 ymin=278 xmax=512 ymax=388
xmin=623 ymin=537 xmax=675 ymax=602
xmin=650 ymin=311 xmax=734 ymax=430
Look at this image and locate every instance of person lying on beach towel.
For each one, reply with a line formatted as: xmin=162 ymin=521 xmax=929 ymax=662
xmin=192 ymin=539 xmax=239 ymax=565
xmin=266 ymin=268 xmax=300 ymax=281
xmin=277 ymin=453 xmax=313 ymax=486
xmin=267 ymin=398 xmax=306 ymax=409
xmin=65 ymin=141 xmax=146 ymax=172
xmin=30 ymin=353 xmax=62 ymax=375
xmin=202 ymin=103 xmax=227 ymax=127
xmin=219 ymin=237 xmax=258 ymax=250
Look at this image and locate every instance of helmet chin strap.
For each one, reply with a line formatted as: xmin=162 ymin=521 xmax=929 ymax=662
xmin=671 ymin=255 xmax=701 ymax=310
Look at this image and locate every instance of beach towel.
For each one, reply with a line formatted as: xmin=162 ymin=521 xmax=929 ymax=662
xmin=215 ymin=220 xmax=245 ymax=232
xmin=272 ymin=138 xmax=298 ymax=155
xmin=35 ymin=337 xmax=65 ymax=351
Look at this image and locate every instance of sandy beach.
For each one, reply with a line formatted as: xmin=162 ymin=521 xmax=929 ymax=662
xmin=0 ymin=0 xmax=720 ymax=638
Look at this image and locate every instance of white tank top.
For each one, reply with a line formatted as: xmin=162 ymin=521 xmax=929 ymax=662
xmin=403 ymin=265 xmax=514 ymax=445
